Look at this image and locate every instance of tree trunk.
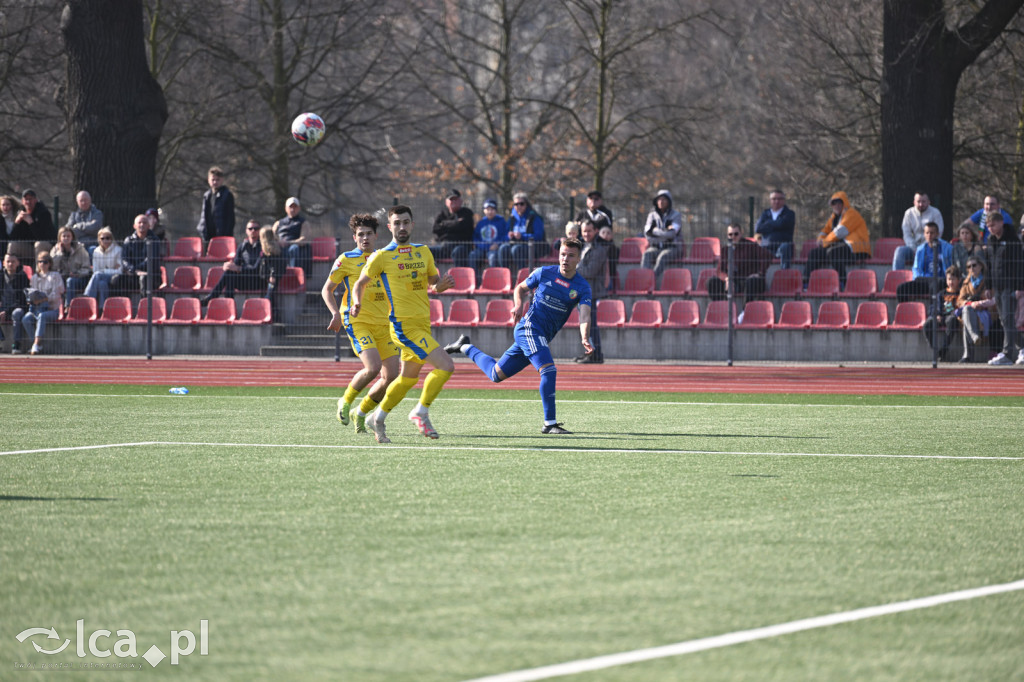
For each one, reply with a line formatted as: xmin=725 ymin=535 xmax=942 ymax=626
xmin=61 ymin=0 xmax=167 ymax=237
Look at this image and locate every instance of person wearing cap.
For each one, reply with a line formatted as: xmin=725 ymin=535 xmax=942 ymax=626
xmin=196 ymin=166 xmax=236 ymax=240
xmin=470 ymin=198 xmax=509 ymax=272
xmin=575 ymin=190 xmax=613 ymax=232
xmin=13 ymin=189 xmax=57 ymax=262
xmin=641 ymin=189 xmax=684 ymax=278
xmin=803 ymin=190 xmax=870 ymax=288
xmin=65 ymin=190 xmax=104 ymax=252
xmin=273 ymin=196 xmax=311 ymax=278
xmin=499 ymin=191 xmax=547 ymax=273
xmin=431 ymin=189 xmax=475 ymax=268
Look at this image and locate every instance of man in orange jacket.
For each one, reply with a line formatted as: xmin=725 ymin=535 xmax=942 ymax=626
xmin=803 ymin=191 xmax=870 ymax=288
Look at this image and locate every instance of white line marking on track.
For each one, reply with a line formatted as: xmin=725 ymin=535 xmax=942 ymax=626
xmin=461 ymin=579 xmax=1024 ymax=682
xmin=2 ymin=441 xmax=1021 ymax=461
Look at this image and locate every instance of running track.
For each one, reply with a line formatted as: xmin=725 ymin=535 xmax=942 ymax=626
xmin=3 ymin=357 xmax=1024 ymax=396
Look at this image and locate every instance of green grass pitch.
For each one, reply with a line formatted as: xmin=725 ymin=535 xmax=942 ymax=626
xmin=2 ymin=385 xmax=1023 ymax=681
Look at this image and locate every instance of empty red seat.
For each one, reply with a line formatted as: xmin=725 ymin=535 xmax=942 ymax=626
xmin=441 ymin=267 xmax=476 ymax=295
xmin=199 ymin=236 xmax=236 ymax=262
xmin=203 ymin=266 xmax=224 ymax=292
xmin=477 ymin=267 xmax=512 ymax=294
xmin=868 ymin=237 xmax=905 ymax=264
xmin=278 ymin=267 xmax=306 ymax=294
xmin=737 ymin=300 xmax=775 ymax=329
xmin=97 ymin=296 xmax=132 ymax=323
xmin=767 ymin=269 xmax=803 ymax=297
xmin=165 ymin=297 xmax=201 ymax=324
xmin=200 ymin=297 xmax=236 ymax=324
xmin=654 ymin=268 xmax=692 ymax=296
xmin=774 ymin=300 xmax=812 ymax=329
xmin=438 ymin=298 xmax=480 ymax=327
xmin=234 ymin=298 xmax=272 ymax=325
xmin=890 ymin=301 xmax=926 ymax=330
xmin=794 ymin=239 xmax=818 ymax=263
xmin=479 ymin=299 xmax=516 ymax=327
xmin=804 ymin=268 xmax=840 ymax=298
xmin=662 ymin=300 xmax=700 ymax=328
xmin=166 ymin=265 xmax=202 ymax=293
xmin=565 ymin=306 xmax=581 ymax=327
xmin=701 ymin=300 xmax=738 ymax=328
xmin=626 ymin=300 xmax=663 ymax=328
xmin=516 ymin=267 xmax=532 ymax=285
xmin=64 ymin=296 xmax=97 ymax=323
xmin=841 ymin=269 xmax=877 ymax=298
xmin=130 ymin=297 xmax=167 ymax=324
xmin=618 ymin=237 xmax=648 ymax=264
xmin=429 ymin=299 xmax=444 ymax=326
xmin=311 ymin=236 xmax=337 ymax=262
xmin=693 ymin=268 xmax=717 ymax=295
xmin=851 ymin=301 xmax=889 ymax=329
xmin=617 ymin=267 xmax=655 ymax=295
xmin=878 ymin=269 xmax=913 ymax=298
xmin=596 ymin=299 xmax=626 ymax=327
xmin=166 ymin=237 xmax=202 ymax=262
xmin=812 ymin=301 xmax=851 ymax=329
xmin=684 ymin=237 xmax=720 ymax=263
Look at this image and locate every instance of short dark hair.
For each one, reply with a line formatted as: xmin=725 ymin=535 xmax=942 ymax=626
xmin=388 ymin=205 xmax=413 ymax=220
xmin=561 ymin=237 xmax=583 ymax=253
xmin=349 ymin=213 xmax=379 ymax=234
xmin=924 ymin=221 xmax=939 ymax=230
xmin=945 ymin=264 xmax=961 ymax=278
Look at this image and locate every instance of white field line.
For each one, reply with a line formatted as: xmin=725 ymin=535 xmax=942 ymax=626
xmin=461 ymin=579 xmax=1024 ymax=682
xmin=0 ymin=390 xmax=1021 ymax=410
xmin=1 ymin=441 xmax=1021 ymax=461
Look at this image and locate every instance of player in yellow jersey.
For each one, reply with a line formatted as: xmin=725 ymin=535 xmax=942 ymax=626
xmin=350 ymin=205 xmax=455 ymax=444
xmin=322 ymin=213 xmax=399 ymax=433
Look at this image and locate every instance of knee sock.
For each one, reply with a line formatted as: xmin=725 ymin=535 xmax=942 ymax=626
xmin=466 ymin=345 xmax=501 ymax=382
xmin=379 ymin=374 xmax=419 ymax=415
xmin=418 ymin=369 xmax=452 ymax=408
xmin=342 ymin=385 xmax=362 ymax=405
xmin=356 ymin=396 xmax=379 ymax=417
xmin=539 ymin=364 xmax=557 ymax=424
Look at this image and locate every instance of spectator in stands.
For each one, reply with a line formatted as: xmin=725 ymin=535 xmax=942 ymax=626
xmin=111 ymin=214 xmax=162 ymax=296
xmin=893 ymin=192 xmax=944 ymax=270
xmin=708 ymin=222 xmax=769 ymax=305
xmin=83 ymin=227 xmax=122 ymax=309
xmin=966 ymin=195 xmax=1013 ymax=244
xmin=499 ymin=192 xmax=547 ymax=273
xmin=952 ymin=222 xmax=986 ymax=276
xmin=573 ymin=218 xmax=607 ymax=364
xmin=923 ymin=264 xmax=962 ymax=361
xmin=896 ymin=222 xmax=953 ymax=303
xmin=469 ymin=198 xmax=508 ymax=272
xmin=563 ymin=220 xmax=581 ymax=244
xmin=575 ymin=190 xmax=613 ymax=232
xmin=982 ymin=211 xmax=1024 ymax=365
xmin=431 ymin=188 xmax=475 ymax=268
xmin=16 ymin=251 xmax=63 ymax=355
xmin=144 ymin=208 xmax=168 ymax=254
xmin=65 ymin=190 xmax=104 ymax=253
xmin=641 ymin=189 xmax=684 ymax=278
xmin=196 ymin=166 xmax=235 ymax=240
xmin=804 ymin=191 xmax=870 ymax=288
xmin=273 ymin=197 xmax=311 ymax=279
xmin=597 ymin=225 xmax=619 ymax=287
xmin=0 ymin=253 xmax=30 ymax=352
xmin=754 ymin=189 xmax=796 ymax=269
xmin=12 ymin=189 xmax=57 ymax=262
xmin=956 ymin=258 xmax=994 ymax=363
xmin=50 ymin=227 xmax=92 ymax=312
xmin=1 ymin=195 xmax=22 ymax=260
xmin=202 ymin=219 xmax=266 ymax=304
xmin=259 ymin=226 xmax=286 ymax=314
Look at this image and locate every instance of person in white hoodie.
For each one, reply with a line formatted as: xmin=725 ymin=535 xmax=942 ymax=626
xmin=641 ymin=189 xmax=684 ymax=277
xmin=83 ymin=227 xmax=123 ymax=308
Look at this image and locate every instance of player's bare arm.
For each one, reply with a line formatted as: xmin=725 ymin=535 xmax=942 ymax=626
xmin=429 ymin=271 xmax=456 ymax=294
xmin=578 ymin=304 xmax=595 ymax=354
xmin=321 ymin=279 xmax=343 ymax=332
xmin=511 ymin=280 xmax=532 ymax=324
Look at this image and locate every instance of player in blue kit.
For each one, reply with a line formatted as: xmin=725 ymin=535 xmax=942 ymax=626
xmin=445 ymin=238 xmax=593 ymax=434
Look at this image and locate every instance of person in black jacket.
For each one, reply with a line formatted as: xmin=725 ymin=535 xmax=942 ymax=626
xmin=196 ymin=166 xmax=236 ymax=240
xmin=430 ymin=189 xmax=475 ymax=268
xmin=1 ymin=253 xmax=30 ymax=351
xmin=11 ymin=189 xmax=57 ymax=262
xmin=111 ymin=215 xmax=163 ymax=296
xmin=983 ymin=212 xmax=1024 ymax=365
xmin=203 ymin=219 xmax=267 ymax=304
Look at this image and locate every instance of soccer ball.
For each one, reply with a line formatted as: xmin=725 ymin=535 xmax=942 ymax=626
xmin=291 ymin=112 xmax=325 ymax=147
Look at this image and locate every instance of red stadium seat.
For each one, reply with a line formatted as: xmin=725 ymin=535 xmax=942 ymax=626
xmin=166 ymin=237 xmax=202 ymax=262
xmin=22 ymin=265 xmax=33 ymax=280
xmin=438 ymin=298 xmax=480 ymax=327
xmin=429 ymin=299 xmax=444 ymax=326
xmin=476 ymin=267 xmax=512 ymax=294
xmin=804 ymin=268 xmax=840 ymax=298
xmin=812 ymin=301 xmax=850 ymax=329
xmin=701 ymin=300 xmax=738 ymax=328
xmin=97 ymin=296 xmax=132 ymax=323
xmin=234 ymin=298 xmax=272 ymax=325
xmin=868 ymin=237 xmax=905 ymax=265
xmin=794 ymin=239 xmax=818 ymax=263
xmin=737 ymin=300 xmax=775 ymax=329
xmin=684 ymin=236 xmax=720 ymax=263
xmin=767 ymin=268 xmax=803 ymax=297
xmin=166 ymin=265 xmax=202 ymax=293
xmin=878 ymin=269 xmax=913 ymax=298
xmin=662 ymin=300 xmax=700 ymax=328
xmin=278 ymin=267 xmax=306 ymax=294
xmin=203 ymin=266 xmax=224 ymax=292
xmin=618 ymin=237 xmax=648 ymax=264
xmin=199 ymin=236 xmax=236 ymax=262
xmin=565 ymin=306 xmax=580 ymax=327
xmin=516 ymin=267 xmax=532 ymax=285
xmin=841 ymin=269 xmax=877 ymax=298
xmin=479 ymin=299 xmax=516 ymax=327
xmin=311 ymin=236 xmax=338 ymax=262
xmin=442 ymin=267 xmax=476 ymax=295
xmin=596 ymin=299 xmax=626 ymax=327
xmin=693 ymin=268 xmax=717 ymax=295
xmin=775 ymin=300 xmax=812 ymax=329
xmin=890 ymin=301 xmax=926 ymax=330
xmin=130 ymin=297 xmax=167 ymax=324
xmin=851 ymin=301 xmax=888 ymax=329
xmin=165 ymin=297 xmax=202 ymax=325
xmin=64 ymin=296 xmax=97 ymax=323
xmin=200 ymin=297 xmax=236 ymax=325
xmin=617 ymin=267 xmax=655 ymax=295
xmin=626 ymin=300 xmax=663 ymax=328
xmin=653 ymin=268 xmax=692 ymax=296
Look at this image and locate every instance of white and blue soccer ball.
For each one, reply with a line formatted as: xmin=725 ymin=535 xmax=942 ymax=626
xmin=291 ymin=112 xmax=325 ymax=147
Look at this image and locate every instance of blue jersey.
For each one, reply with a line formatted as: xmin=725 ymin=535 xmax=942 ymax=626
xmin=517 ymin=265 xmax=592 ymax=341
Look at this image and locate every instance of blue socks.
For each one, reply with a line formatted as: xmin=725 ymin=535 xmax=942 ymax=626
xmin=539 ymin=365 xmax=557 ymax=423
xmin=466 ymin=345 xmax=500 ymax=382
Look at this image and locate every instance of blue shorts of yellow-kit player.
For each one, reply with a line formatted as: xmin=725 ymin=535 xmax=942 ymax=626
xmin=346 ymin=320 xmax=399 ymax=360
xmin=389 ymin=319 xmax=440 ymax=363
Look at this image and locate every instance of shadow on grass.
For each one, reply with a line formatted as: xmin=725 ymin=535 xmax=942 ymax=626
xmin=0 ymin=494 xmax=119 ymax=502
xmin=456 ymin=432 xmax=827 ymax=441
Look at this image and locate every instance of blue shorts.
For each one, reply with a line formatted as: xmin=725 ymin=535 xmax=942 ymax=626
xmin=496 ymin=328 xmax=555 ymax=378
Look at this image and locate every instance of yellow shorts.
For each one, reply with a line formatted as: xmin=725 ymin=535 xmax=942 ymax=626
xmin=346 ymin=320 xmax=398 ymax=360
xmin=390 ymin=319 xmax=439 ymax=363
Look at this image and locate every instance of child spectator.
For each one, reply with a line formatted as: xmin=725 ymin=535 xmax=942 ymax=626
xmin=470 ymin=198 xmax=508 ymax=272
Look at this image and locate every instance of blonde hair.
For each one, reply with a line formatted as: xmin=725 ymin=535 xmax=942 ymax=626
xmin=259 ymin=226 xmax=280 ymax=256
xmin=96 ymin=227 xmax=115 ymax=253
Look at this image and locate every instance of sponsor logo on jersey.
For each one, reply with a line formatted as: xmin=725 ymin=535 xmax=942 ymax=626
xmin=398 ymin=246 xmax=412 ymax=254
xmin=555 ymin=278 xmax=570 ymax=288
